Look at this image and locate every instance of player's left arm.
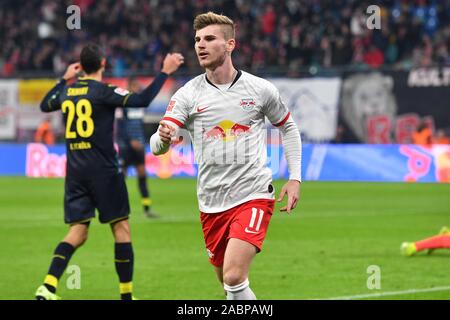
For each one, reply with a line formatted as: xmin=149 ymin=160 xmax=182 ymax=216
xmin=122 ymin=72 xmax=168 ymax=108
xmin=276 ymin=116 xmax=302 ymax=213
xmin=40 ymin=62 xmax=81 ymax=112
xmin=263 ymin=82 xmax=302 ymax=213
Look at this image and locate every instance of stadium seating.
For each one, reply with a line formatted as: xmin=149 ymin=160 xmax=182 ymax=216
xmin=1 ymin=0 xmax=448 ymax=77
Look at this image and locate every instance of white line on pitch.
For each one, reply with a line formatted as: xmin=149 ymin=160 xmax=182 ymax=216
xmin=319 ymin=286 xmax=450 ymax=300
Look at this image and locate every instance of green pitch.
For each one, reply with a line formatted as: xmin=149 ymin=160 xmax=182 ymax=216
xmin=0 ymin=177 xmax=449 ymax=300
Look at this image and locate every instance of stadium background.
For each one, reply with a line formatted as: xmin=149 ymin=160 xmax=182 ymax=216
xmin=0 ymin=0 xmax=449 ymax=300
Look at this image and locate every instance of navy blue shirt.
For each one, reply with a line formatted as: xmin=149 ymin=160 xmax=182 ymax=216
xmin=40 ymin=72 xmax=168 ymax=178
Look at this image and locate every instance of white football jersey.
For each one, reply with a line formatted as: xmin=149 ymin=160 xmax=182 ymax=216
xmin=162 ymin=70 xmax=290 ymax=213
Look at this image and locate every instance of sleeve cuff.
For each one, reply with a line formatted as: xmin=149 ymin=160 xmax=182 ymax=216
xmin=162 ymin=116 xmax=184 ymax=128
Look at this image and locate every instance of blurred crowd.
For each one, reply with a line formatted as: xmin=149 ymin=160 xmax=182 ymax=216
xmin=1 ymin=0 xmax=449 ymax=77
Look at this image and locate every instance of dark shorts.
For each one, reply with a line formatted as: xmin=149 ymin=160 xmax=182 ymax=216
xmin=64 ymin=173 xmax=130 ymax=225
xmin=119 ymin=144 xmax=145 ymax=167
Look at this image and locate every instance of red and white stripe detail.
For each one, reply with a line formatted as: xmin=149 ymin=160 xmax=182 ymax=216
xmin=162 ymin=117 xmax=184 ymax=128
xmin=273 ymin=112 xmax=291 ymax=127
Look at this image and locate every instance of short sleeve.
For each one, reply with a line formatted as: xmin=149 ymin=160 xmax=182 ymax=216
xmin=262 ymin=81 xmax=291 ymax=127
xmin=161 ymin=85 xmax=191 ymax=128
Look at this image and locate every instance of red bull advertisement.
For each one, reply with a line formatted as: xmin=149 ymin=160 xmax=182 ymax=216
xmin=1 ymin=143 xmax=450 ymax=183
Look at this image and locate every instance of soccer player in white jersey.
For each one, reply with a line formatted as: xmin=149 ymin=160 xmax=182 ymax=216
xmin=150 ymin=12 xmax=302 ymax=300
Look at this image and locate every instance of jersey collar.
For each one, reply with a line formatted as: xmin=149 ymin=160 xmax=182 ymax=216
xmin=205 ymin=69 xmax=242 ymax=90
xmin=78 ymin=76 xmax=100 ymax=82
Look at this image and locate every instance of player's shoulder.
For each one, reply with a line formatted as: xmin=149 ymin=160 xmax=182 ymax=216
xmin=102 ymin=82 xmax=131 ymax=97
xmin=182 ymin=73 xmax=205 ymax=90
xmin=104 ymin=82 xmax=116 ymax=89
xmin=61 ymin=79 xmax=97 ymax=97
xmin=68 ymin=78 xmax=109 ymax=95
xmin=83 ymin=79 xmax=115 ymax=90
xmin=240 ymin=70 xmax=278 ymax=94
xmin=74 ymin=77 xmax=103 ymax=88
xmin=172 ymin=74 xmax=205 ymax=101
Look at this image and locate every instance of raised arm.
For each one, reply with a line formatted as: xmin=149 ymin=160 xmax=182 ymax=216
xmin=40 ymin=62 xmax=81 ymax=112
xmin=124 ymin=53 xmax=184 ymax=108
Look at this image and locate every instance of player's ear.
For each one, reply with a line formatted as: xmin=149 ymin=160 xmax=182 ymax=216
xmin=226 ymin=38 xmax=235 ymax=53
xmin=101 ymin=58 xmax=107 ymax=70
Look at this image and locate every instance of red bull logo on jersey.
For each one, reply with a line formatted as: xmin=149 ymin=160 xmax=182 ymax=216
xmin=240 ymin=98 xmax=256 ymax=111
xmin=204 ymin=120 xmax=251 ymax=141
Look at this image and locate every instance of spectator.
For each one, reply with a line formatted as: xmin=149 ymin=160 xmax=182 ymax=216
xmin=433 ymin=129 xmax=450 ymax=144
xmin=0 ymin=0 xmax=448 ymax=75
xmin=384 ymin=35 xmax=399 ymax=64
xmin=261 ymin=4 xmax=276 ymax=36
xmin=34 ymin=117 xmax=55 ymax=145
xmin=364 ymin=44 xmax=385 ymax=68
xmin=412 ymin=122 xmax=432 ymax=147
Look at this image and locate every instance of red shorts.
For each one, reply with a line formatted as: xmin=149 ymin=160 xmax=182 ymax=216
xmin=200 ymin=199 xmax=275 ymax=267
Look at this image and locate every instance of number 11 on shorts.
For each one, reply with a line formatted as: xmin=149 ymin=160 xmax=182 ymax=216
xmin=245 ymin=208 xmax=264 ymax=234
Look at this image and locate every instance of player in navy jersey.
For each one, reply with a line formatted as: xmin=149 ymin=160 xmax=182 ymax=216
xmin=35 ymin=44 xmax=183 ymax=300
xmin=116 ymin=77 xmax=163 ymax=218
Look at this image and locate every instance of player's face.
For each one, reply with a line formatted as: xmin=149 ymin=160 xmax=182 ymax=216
xmin=195 ymin=25 xmax=232 ymax=70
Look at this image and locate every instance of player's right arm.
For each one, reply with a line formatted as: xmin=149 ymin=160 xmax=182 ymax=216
xmin=40 ymin=62 xmax=81 ymax=112
xmin=149 ymin=84 xmax=190 ymax=155
xmin=150 ymin=121 xmax=184 ymax=155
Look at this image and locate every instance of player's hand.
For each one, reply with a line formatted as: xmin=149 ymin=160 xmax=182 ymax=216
xmin=277 ymin=180 xmax=301 ymax=214
xmin=62 ymin=62 xmax=81 ymax=80
xmin=161 ymin=53 xmax=185 ymax=75
xmin=158 ymin=121 xmax=183 ymax=145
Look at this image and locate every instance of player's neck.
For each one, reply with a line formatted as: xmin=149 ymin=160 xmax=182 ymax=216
xmin=83 ymin=71 xmax=103 ymax=82
xmin=205 ymin=59 xmax=236 ymax=85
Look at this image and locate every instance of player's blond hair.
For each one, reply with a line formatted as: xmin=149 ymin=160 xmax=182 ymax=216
xmin=193 ymin=12 xmax=235 ymax=40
